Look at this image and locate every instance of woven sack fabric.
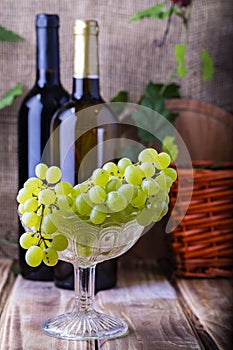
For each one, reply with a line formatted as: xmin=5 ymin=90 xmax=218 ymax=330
xmin=0 ymin=0 xmax=232 ymax=258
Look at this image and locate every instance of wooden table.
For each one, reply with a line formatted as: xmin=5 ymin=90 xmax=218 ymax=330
xmin=0 ymin=258 xmax=232 ymax=350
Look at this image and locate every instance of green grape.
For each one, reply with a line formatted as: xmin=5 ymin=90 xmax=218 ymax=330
xmin=138 ymin=148 xmax=158 ymax=163
xmin=117 ymin=157 xmax=132 ymax=173
xmin=19 ymin=232 xmax=38 ymax=249
xmin=93 ymin=203 xmax=108 ymax=213
xmin=43 ymin=247 xmax=58 ymax=266
xmin=22 ymin=212 xmax=39 ymax=228
xmin=18 ymin=203 xmax=25 ymax=215
xmin=165 ymin=175 xmax=173 ymax=191
xmin=35 ymin=163 xmax=48 ymax=180
xmin=38 ymin=189 xmax=56 ymax=206
xmin=110 ymin=210 xmax=126 ymax=223
xmin=162 ymin=136 xmax=178 ymax=162
xmin=136 ymin=207 xmax=154 ymax=226
xmin=92 ymin=168 xmax=109 ymax=186
xmin=42 ymin=214 xmax=57 ymax=234
xmin=25 ymin=245 xmax=43 ymax=267
xmin=124 ymin=164 xmax=145 ymax=185
xmin=24 ymin=177 xmax=42 ymax=192
xmin=105 ymin=177 xmax=122 ymax=193
xmin=155 ymin=173 xmax=167 ymax=191
xmin=88 ymin=186 xmax=106 ymax=204
xmin=160 ymin=201 xmax=169 ymax=217
xmin=140 ymin=162 xmax=155 ymax=178
xmin=90 ymin=207 xmax=106 ymax=224
xmin=103 ymin=162 xmax=119 ymax=176
xmin=71 ymin=182 xmax=88 ymax=197
xmin=55 ymin=181 xmax=73 ymax=195
xmin=39 ymin=233 xmax=52 ymax=249
xmin=17 ymin=188 xmax=33 ymax=204
xmin=57 ymin=195 xmax=73 ymax=210
xmin=152 ymin=200 xmax=168 ymax=222
xmin=142 ymin=178 xmax=160 ymax=196
xmin=161 ymin=167 xmax=177 ymax=182
xmin=147 ymin=190 xmax=168 ymax=205
xmin=46 ymin=166 xmax=62 ymax=184
xmin=76 ymin=232 xmax=95 ymax=257
xmin=118 ymin=183 xmax=135 ymax=203
xmin=51 ymin=234 xmax=68 ymax=251
xmin=130 ymin=187 xmax=147 ymax=208
xmin=154 ymin=152 xmax=171 ymax=170
xmin=76 ymin=193 xmax=93 ymax=215
xmin=106 ymin=191 xmax=127 ymax=212
xmin=24 ymin=198 xmax=38 ymax=212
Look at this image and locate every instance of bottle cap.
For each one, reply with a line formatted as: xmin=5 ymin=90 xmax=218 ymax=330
xmin=73 ymin=20 xmax=98 ymax=35
xmin=36 ymin=14 xmax=59 ymax=28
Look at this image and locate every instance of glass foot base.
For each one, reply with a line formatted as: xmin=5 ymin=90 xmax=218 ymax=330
xmin=42 ymin=310 xmax=128 ymax=340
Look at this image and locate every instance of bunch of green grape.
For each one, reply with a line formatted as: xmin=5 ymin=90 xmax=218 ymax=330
xmin=73 ymin=148 xmax=177 ymax=227
xmin=17 ymin=164 xmax=69 ymax=267
xmin=17 ymin=148 xmax=177 ymax=267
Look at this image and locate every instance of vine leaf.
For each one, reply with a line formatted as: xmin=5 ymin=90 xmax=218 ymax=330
xmin=0 ymin=83 xmax=22 ymax=110
xmin=134 ymin=81 xmax=180 ymax=144
xmin=201 ymin=49 xmax=214 ymax=81
xmin=129 ymin=3 xmax=174 ymax=22
xmin=0 ymin=25 xmax=22 ymax=41
xmin=110 ymin=91 xmax=129 ymax=103
xmin=174 ymin=44 xmax=187 ymax=78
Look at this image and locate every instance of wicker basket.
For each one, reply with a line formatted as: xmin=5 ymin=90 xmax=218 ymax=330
xmin=170 ymin=161 xmax=233 ymax=277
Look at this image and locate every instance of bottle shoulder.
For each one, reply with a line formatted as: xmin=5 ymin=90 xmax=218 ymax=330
xmin=51 ymin=96 xmax=104 ymax=120
xmin=19 ymin=84 xmax=69 ymax=107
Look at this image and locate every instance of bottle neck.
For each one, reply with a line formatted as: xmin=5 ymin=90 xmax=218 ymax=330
xmin=36 ymin=26 xmax=61 ymax=87
xmin=72 ymin=29 xmax=100 ymax=99
xmin=72 ymin=77 xmax=101 ymax=100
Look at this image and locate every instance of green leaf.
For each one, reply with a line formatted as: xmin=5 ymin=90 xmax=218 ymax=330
xmin=201 ymin=49 xmax=214 ymax=81
xmin=130 ymin=81 xmax=180 ymax=144
xmin=129 ymin=3 xmax=173 ymax=22
xmin=0 ymin=83 xmax=22 ymax=110
xmin=174 ymin=44 xmax=187 ymax=78
xmin=156 ymin=83 xmax=181 ymax=99
xmin=0 ymin=25 xmax=22 ymax=41
xmin=139 ymin=81 xmax=180 ymax=123
xmin=110 ymin=90 xmax=129 ymax=103
xmin=162 ymin=136 xmax=178 ymax=162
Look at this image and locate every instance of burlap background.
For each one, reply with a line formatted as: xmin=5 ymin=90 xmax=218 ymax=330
xmin=0 ymin=0 xmax=232 ymax=259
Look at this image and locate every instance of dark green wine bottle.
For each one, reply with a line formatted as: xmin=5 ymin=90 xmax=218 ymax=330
xmin=18 ymin=14 xmax=69 ymax=280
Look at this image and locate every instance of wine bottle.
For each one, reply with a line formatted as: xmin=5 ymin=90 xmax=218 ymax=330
xmin=51 ymin=20 xmax=118 ymax=291
xmin=17 ymin=14 xmax=69 ymax=280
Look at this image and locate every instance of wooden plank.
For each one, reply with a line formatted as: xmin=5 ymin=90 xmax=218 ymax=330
xmin=0 ymin=258 xmax=15 ymax=315
xmin=0 ymin=275 xmax=95 ymax=350
xmin=176 ymin=278 xmax=233 ymax=350
xmin=97 ymin=261 xmax=204 ymax=350
xmin=0 ymin=259 xmax=205 ymax=350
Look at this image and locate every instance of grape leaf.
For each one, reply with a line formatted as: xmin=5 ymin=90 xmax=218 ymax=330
xmin=129 ymin=3 xmax=173 ymax=22
xmin=201 ymin=49 xmax=214 ymax=81
xmin=0 ymin=83 xmax=22 ymax=110
xmin=0 ymin=25 xmax=22 ymax=41
xmin=133 ymin=81 xmax=180 ymax=143
xmin=110 ymin=91 xmax=129 ymax=103
xmin=174 ymin=44 xmax=187 ymax=78
xmin=162 ymin=136 xmax=178 ymax=162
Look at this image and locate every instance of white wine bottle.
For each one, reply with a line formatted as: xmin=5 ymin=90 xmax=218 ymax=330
xmin=51 ymin=20 xmax=118 ymax=291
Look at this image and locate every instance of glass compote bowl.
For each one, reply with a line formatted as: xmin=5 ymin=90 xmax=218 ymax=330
xmin=40 ymin=212 xmax=144 ymax=340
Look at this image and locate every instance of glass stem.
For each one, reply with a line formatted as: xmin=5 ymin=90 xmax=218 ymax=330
xmin=74 ymin=264 xmax=96 ymax=314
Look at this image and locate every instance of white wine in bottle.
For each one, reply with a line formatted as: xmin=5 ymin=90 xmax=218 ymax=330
xmin=51 ymin=20 xmax=119 ymax=291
